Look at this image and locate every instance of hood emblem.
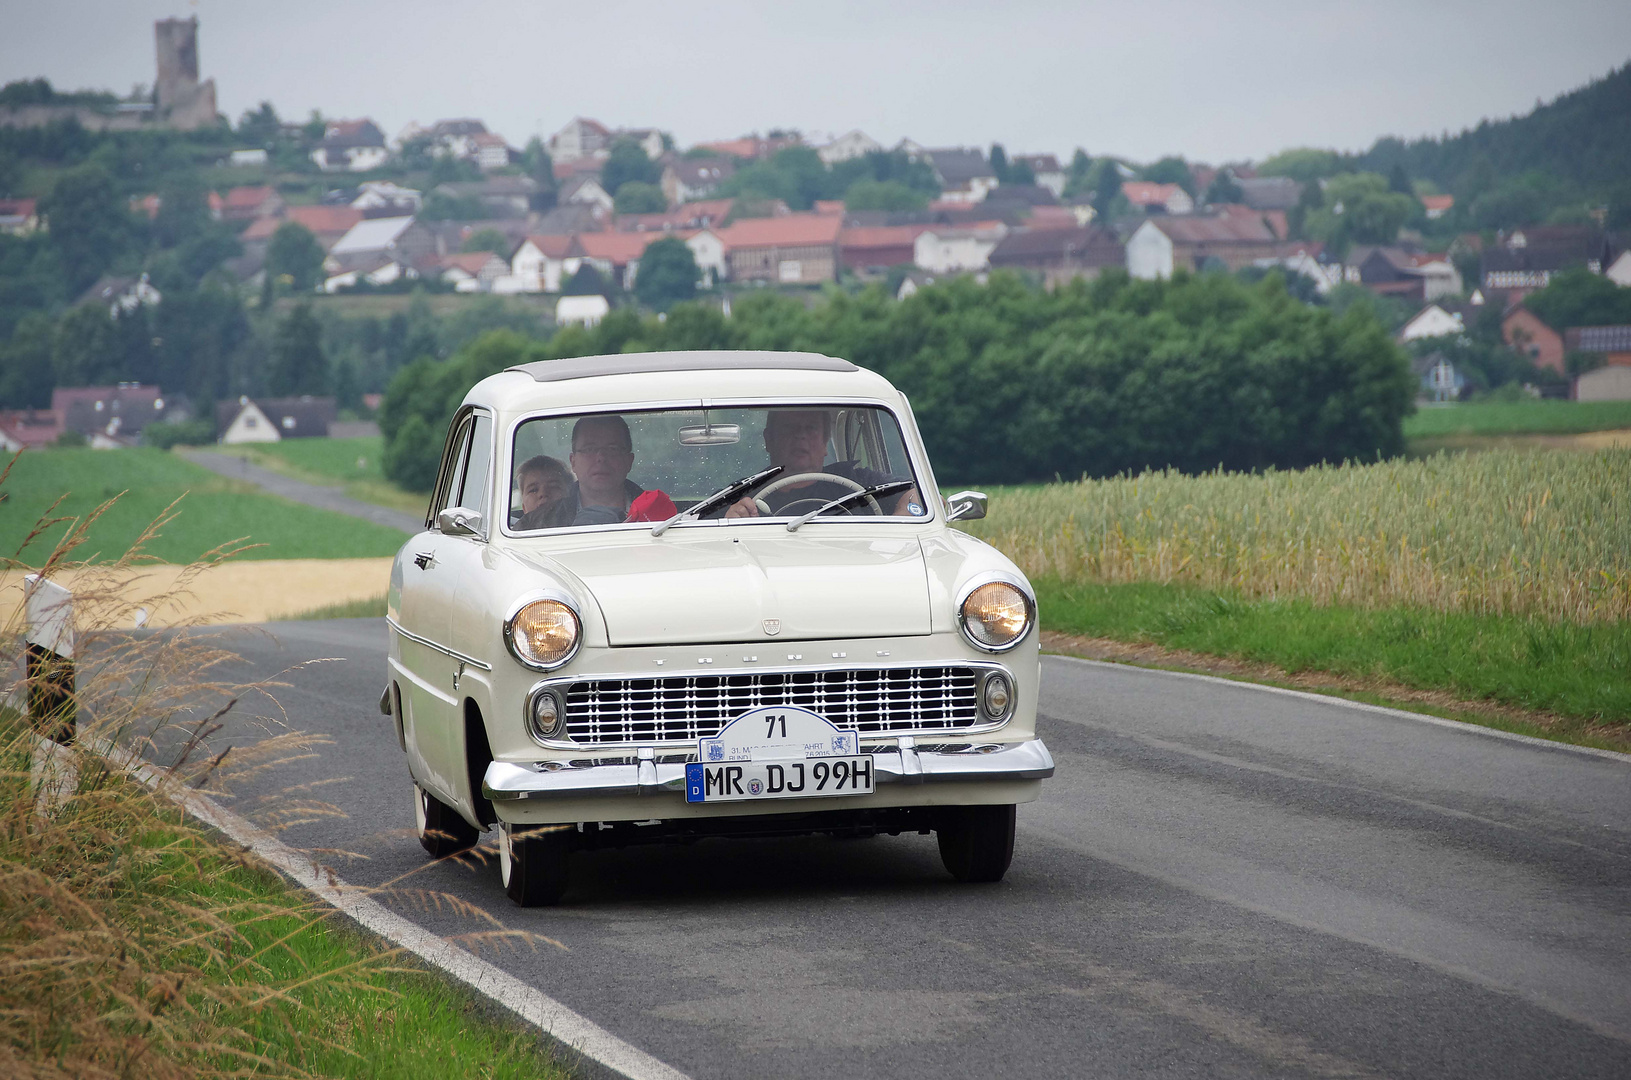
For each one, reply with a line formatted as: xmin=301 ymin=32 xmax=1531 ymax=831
xmin=762 ymin=619 xmax=781 ymax=636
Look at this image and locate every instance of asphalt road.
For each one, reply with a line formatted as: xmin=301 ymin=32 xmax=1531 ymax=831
xmin=186 ymin=618 xmax=1630 ymax=1079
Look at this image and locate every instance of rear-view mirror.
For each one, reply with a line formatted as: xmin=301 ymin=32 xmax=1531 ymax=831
xmin=678 ymin=423 xmax=741 ymax=446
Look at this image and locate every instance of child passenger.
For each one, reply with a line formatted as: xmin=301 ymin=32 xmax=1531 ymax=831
xmin=513 ymin=454 xmax=571 ymax=530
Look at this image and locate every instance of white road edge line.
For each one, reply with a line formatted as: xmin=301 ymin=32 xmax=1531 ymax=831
xmin=82 ymin=736 xmax=693 ymax=1080
xmin=1043 ymin=653 xmax=1630 ymax=765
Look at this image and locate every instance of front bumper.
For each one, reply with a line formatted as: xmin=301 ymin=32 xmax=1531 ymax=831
xmin=483 ymin=736 xmax=1054 ymax=804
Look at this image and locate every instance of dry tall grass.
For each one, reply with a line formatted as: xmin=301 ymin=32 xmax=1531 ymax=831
xmin=961 ymin=448 xmax=1631 ymax=623
xmin=0 ymin=454 xmax=542 ymax=1079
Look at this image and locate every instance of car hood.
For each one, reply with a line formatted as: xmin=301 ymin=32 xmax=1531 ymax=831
xmin=524 ymin=532 xmax=932 ymax=646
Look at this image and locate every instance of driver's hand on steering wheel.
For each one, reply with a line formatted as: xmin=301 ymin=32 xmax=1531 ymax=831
xmin=724 ymin=495 xmax=761 ymax=519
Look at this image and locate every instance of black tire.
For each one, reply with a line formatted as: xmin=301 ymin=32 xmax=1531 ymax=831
xmin=502 ymin=824 xmax=573 ymax=907
xmin=415 ymin=784 xmax=479 ymax=858
xmin=937 ymin=804 xmax=1016 ymax=883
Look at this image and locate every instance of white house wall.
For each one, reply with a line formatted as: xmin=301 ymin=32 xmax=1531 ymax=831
xmin=1576 ymin=366 xmax=1631 ymax=401
xmin=1126 ymin=222 xmax=1174 ymax=280
xmin=220 ymin=403 xmax=279 ymax=444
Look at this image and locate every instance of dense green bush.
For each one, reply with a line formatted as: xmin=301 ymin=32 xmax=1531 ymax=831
xmin=142 ymin=416 xmax=216 ymax=448
xmin=379 ymin=271 xmax=1414 ymax=490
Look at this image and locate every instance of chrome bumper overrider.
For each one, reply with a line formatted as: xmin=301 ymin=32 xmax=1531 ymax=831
xmin=482 ymin=737 xmax=1054 ymax=803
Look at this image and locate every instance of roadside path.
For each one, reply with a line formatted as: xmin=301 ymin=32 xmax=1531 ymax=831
xmin=181 ymin=449 xmax=424 ymax=534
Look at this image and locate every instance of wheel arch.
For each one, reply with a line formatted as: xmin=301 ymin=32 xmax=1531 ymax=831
xmin=463 ymin=697 xmax=498 ymax=827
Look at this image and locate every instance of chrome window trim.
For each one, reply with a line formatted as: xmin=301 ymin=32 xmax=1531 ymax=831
xmin=452 ymin=409 xmax=496 ymax=541
xmin=425 ymin=407 xmax=477 ymax=530
xmin=386 ymin=615 xmax=493 ymax=671
xmin=955 ymin=572 xmax=1037 ymax=653
xmin=502 ymin=589 xmax=585 ymax=672
xmin=496 ymin=395 xmax=937 ymax=539
xmin=521 ymin=658 xmax=1015 ymax=751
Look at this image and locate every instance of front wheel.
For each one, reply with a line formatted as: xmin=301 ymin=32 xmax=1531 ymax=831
xmin=415 ymin=784 xmax=479 ymax=858
xmin=500 ymin=823 xmax=573 ymax=906
xmin=937 ymin=804 xmax=1016 ymax=883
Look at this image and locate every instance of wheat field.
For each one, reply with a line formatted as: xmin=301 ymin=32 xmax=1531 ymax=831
xmin=961 ymin=448 xmax=1631 ymax=623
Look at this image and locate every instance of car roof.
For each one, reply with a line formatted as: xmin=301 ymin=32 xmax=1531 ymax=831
xmin=508 ymin=350 xmax=858 ymax=382
xmin=468 ymin=351 xmax=902 ymax=414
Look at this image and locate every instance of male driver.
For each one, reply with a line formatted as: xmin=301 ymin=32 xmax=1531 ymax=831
xmin=725 ymin=409 xmax=922 ymax=518
xmin=534 ymin=414 xmax=645 ymax=528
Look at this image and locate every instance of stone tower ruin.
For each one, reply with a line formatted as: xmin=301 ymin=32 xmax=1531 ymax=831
xmin=154 ymin=16 xmax=217 ymax=129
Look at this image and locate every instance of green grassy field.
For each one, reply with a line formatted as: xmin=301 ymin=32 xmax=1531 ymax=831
xmin=1403 ymin=399 xmax=1631 ymax=438
xmin=963 ymin=448 xmax=1631 ymax=623
xmin=228 ymin=436 xmax=429 ymax=514
xmin=963 ymin=449 xmax=1631 ymax=748
xmin=1038 ymin=581 xmax=1630 ymax=746
xmin=2 ymin=447 xmax=408 ymax=566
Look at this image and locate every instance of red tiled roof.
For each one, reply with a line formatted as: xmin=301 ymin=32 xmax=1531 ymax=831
xmin=616 ymin=197 xmax=739 ymax=232
xmin=244 ymin=205 xmax=365 ymax=242
xmin=521 ymin=234 xmax=576 ymax=258
xmin=716 ymin=213 xmax=842 ymax=250
xmin=0 ymin=197 xmax=38 ymax=217
xmin=813 ymin=200 xmax=846 ymax=216
xmin=1121 ymin=181 xmax=1185 ymax=206
xmin=695 ymin=138 xmax=759 ymax=160
xmin=440 ymin=252 xmax=503 ymax=274
xmin=575 ymin=231 xmax=656 ymax=264
xmin=1422 ymin=195 xmax=1455 ymax=212
xmin=223 ymin=185 xmax=276 ymax=209
xmin=554 ymin=157 xmax=605 ymax=180
xmin=839 ymin=225 xmax=932 ymax=249
xmin=0 ymin=409 xmax=63 ymax=448
xmin=1023 ymin=206 xmax=1082 ymax=229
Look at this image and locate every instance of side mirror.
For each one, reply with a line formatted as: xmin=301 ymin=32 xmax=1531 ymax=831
xmin=437 ymin=508 xmax=484 ymax=537
xmin=945 ymin=490 xmax=987 ymax=522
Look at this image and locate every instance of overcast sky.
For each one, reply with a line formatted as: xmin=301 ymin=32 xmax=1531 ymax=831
xmin=4 ymin=0 xmax=1629 ymax=164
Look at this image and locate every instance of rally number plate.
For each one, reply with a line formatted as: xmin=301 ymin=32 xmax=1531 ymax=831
xmin=685 ymin=705 xmax=872 ymax=804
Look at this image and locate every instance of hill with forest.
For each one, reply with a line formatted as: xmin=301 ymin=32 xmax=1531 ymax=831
xmin=1355 ymin=62 xmax=1631 ymax=198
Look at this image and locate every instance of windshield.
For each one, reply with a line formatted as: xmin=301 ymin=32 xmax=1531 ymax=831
xmin=507 ymin=405 xmax=927 ymax=533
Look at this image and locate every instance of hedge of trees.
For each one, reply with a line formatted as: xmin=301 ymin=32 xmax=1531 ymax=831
xmin=379 ymin=270 xmax=1416 ymax=490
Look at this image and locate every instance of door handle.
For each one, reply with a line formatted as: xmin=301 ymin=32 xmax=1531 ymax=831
xmin=413 ymin=551 xmax=435 ymax=570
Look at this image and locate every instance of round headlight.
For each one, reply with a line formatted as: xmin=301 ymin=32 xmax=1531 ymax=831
xmin=506 ymin=599 xmax=580 ymax=669
xmin=528 ymin=689 xmax=564 ymax=741
xmin=960 ymin=581 xmax=1031 ymax=651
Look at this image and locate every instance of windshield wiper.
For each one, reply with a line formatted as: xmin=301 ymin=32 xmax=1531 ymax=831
xmin=651 ymin=466 xmax=784 ymax=536
xmin=786 ymin=480 xmax=915 ymax=532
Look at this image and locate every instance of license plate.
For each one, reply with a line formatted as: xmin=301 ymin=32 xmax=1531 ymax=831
xmin=686 ymin=705 xmax=871 ymax=804
xmin=685 ymin=755 xmax=874 ymax=803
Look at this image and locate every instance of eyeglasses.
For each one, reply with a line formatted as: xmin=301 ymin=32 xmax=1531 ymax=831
xmin=572 ymin=445 xmax=630 ymax=458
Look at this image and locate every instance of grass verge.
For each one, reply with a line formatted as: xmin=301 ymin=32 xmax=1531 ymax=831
xmin=222 ymin=437 xmax=427 ymax=516
xmin=1 ymin=707 xmax=573 ymax=1079
xmin=1402 ymin=399 xmax=1631 ymax=438
xmin=1 ymin=448 xmax=408 ymax=566
xmin=1036 ymin=580 xmax=1630 ymax=753
xmin=277 ymin=595 xmax=389 ymax=621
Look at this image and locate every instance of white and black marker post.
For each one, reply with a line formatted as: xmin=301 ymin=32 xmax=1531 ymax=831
xmin=23 ymin=574 xmax=75 ymax=744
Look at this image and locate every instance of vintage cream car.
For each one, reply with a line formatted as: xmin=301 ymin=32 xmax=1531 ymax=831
xmin=383 ymin=351 xmax=1053 ymax=905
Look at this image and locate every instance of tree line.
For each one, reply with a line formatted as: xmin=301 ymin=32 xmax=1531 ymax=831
xmin=379 ymin=270 xmax=1416 ymax=490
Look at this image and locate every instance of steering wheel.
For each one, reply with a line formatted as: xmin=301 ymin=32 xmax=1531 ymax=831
xmin=752 ymin=471 xmax=881 ymax=517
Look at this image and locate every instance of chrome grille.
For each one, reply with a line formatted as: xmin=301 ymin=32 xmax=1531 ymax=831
xmin=561 ymin=666 xmax=984 ymax=745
